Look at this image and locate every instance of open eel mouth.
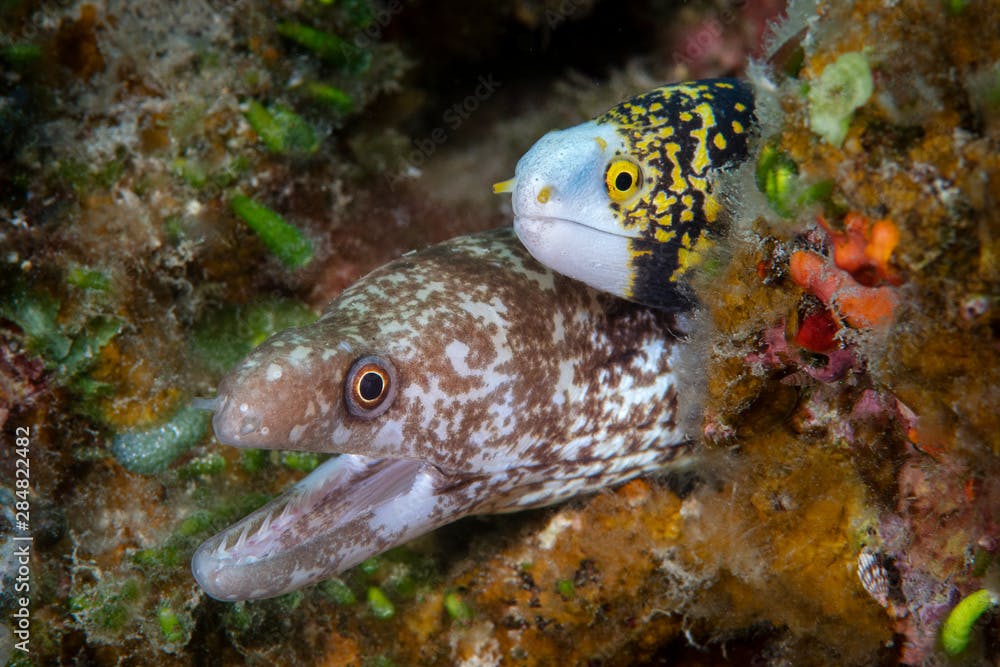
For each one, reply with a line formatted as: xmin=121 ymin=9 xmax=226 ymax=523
xmin=192 ymin=454 xmax=481 ymax=601
xmin=191 ymin=438 xmax=693 ymax=600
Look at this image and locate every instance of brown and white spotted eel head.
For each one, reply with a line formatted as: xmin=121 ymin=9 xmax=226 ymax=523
xmin=192 ymin=227 xmax=691 ymax=601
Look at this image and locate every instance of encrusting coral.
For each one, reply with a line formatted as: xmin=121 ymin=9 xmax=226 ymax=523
xmin=695 ymin=0 xmax=1000 ymax=663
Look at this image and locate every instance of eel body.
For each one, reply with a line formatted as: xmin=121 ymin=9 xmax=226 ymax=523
xmin=495 ymin=78 xmax=756 ymax=310
xmin=193 ymin=228 xmax=691 ymax=601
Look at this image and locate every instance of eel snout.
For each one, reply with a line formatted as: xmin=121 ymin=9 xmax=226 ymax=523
xmin=209 ymin=326 xmax=349 ymax=452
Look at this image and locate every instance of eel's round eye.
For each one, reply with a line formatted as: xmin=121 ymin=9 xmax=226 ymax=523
xmin=345 ymin=355 xmax=398 ymax=419
xmin=605 ymin=158 xmax=642 ymax=202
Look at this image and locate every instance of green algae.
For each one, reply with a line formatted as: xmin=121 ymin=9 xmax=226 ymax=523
xmin=60 ymin=317 xmax=121 ymax=380
xmin=359 ymin=556 xmax=382 ymax=576
xmin=755 ymin=144 xmax=833 ymax=218
xmin=808 ymin=51 xmax=874 ymax=147
xmin=110 ymin=404 xmax=211 ymax=474
xmin=244 ymin=101 xmax=320 ymax=155
xmin=190 ymin=297 xmax=318 ymax=374
xmin=382 ymin=568 xmax=418 ymax=599
xmin=240 ymin=448 xmax=269 ymax=473
xmin=1 ymin=283 xmax=73 ymax=361
xmin=172 ymin=157 xmax=209 ymax=189
xmin=177 ymin=492 xmax=273 ymax=540
xmin=940 ymin=588 xmax=999 ymax=656
xmin=179 ymin=452 xmax=227 ymax=478
xmin=68 ymin=578 xmax=141 ymax=635
xmin=177 ymin=510 xmax=215 ymax=538
xmin=279 ymin=590 xmax=305 ymax=611
xmin=280 ymin=451 xmax=324 ymax=472
xmin=556 ymin=578 xmax=575 ymax=600
xmin=366 ymin=586 xmax=395 ymax=619
xmin=320 ymin=578 xmax=357 ymax=605
xmin=51 ymin=151 xmax=128 ymax=196
xmin=945 ymin=0 xmax=969 ymax=15
xmin=132 ymin=544 xmax=182 ymax=570
xmin=93 ymin=147 xmax=129 ymax=190
xmin=276 ymin=21 xmax=370 ymax=71
xmin=229 ymin=194 xmax=314 ymax=268
xmin=224 ymin=602 xmax=253 ymax=633
xmin=0 ymin=281 xmax=120 ymax=393
xmin=67 ymin=265 xmax=111 ymax=292
xmin=156 ymin=603 xmax=185 ymax=644
xmin=211 ymin=155 xmax=252 ymax=189
xmin=0 ymin=42 xmax=41 ymax=67
xmin=345 ymin=546 xmax=441 ymax=605
xmin=756 ymin=144 xmax=800 ymax=218
xmin=339 ymin=0 xmax=377 ymax=27
xmin=444 ymin=591 xmax=473 ymax=622
xmin=303 ymin=82 xmax=354 ymax=114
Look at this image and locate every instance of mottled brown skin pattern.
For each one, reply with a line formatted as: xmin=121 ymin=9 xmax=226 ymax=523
xmin=194 ymin=229 xmax=691 ymax=600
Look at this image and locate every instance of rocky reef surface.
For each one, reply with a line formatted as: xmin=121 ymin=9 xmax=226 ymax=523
xmin=0 ymin=0 xmax=997 ymax=665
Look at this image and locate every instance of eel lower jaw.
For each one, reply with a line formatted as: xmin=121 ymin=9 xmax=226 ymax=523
xmin=513 ymin=215 xmax=633 ymax=300
xmin=192 ymin=454 xmax=484 ymax=601
xmin=192 ymin=443 xmax=694 ymax=601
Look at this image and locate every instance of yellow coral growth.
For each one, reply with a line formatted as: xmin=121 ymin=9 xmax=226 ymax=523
xmin=90 ymin=340 xmax=183 ymax=429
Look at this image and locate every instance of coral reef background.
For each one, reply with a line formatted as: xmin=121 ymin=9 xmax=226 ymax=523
xmin=1 ymin=0 xmax=997 ymax=665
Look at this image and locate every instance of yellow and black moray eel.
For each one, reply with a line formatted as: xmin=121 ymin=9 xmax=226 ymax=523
xmin=193 ymin=228 xmax=690 ymax=600
xmin=495 ymin=78 xmax=755 ymax=310
xmin=193 ymin=79 xmax=754 ymax=601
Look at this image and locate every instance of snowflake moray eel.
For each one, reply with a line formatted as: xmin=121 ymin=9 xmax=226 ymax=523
xmin=193 ymin=79 xmax=755 ymax=601
xmin=495 ymin=78 xmax=755 ymax=310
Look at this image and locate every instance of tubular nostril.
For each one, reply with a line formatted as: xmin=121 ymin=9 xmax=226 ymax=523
xmin=191 ymin=396 xmax=221 ymax=412
xmin=240 ymin=415 xmax=260 ymax=436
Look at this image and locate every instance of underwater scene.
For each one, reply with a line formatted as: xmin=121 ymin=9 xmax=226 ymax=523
xmin=1 ymin=0 xmax=998 ymax=664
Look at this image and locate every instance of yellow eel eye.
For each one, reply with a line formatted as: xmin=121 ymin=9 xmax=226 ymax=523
xmin=345 ymin=355 xmax=397 ymax=419
xmin=605 ymin=158 xmax=642 ymax=202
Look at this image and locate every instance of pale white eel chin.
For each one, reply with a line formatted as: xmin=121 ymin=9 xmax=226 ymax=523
xmin=513 ymin=215 xmax=632 ymax=303
xmin=192 ymin=228 xmax=691 ymax=601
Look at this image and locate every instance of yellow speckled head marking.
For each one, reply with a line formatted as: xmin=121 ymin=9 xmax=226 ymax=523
xmin=595 ymin=78 xmax=755 ymax=308
xmin=499 ymin=78 xmax=755 ymax=311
